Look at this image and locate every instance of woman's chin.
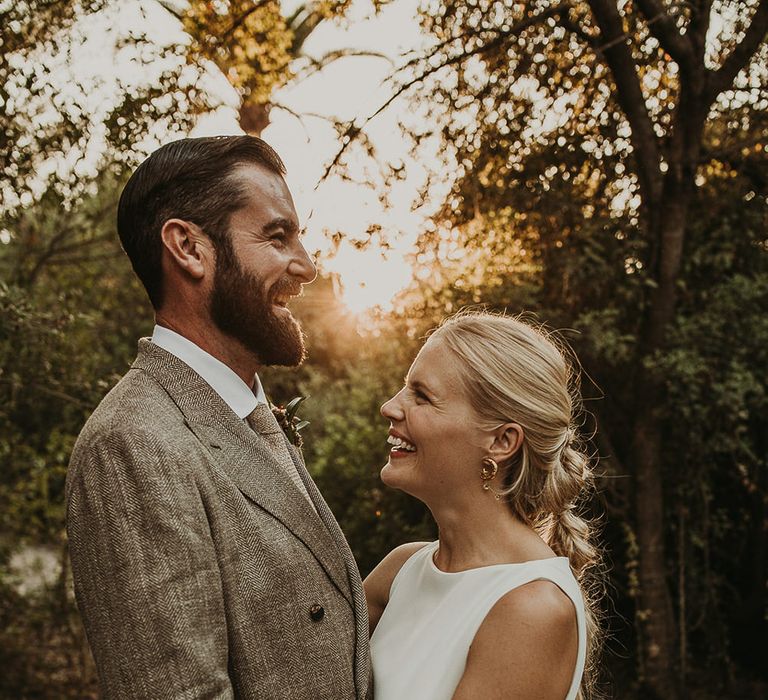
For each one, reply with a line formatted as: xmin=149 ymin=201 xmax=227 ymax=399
xmin=380 ymin=460 xmax=406 ymax=488
xmin=380 ymin=460 xmax=418 ymax=496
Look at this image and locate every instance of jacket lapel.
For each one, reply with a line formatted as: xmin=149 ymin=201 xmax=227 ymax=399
xmin=131 ymin=340 xmax=353 ymax=606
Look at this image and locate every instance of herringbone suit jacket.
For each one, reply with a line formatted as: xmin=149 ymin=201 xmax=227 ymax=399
xmin=66 ymin=340 xmax=372 ymax=699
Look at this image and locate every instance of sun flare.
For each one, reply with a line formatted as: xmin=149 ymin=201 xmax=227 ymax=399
xmin=322 ymin=245 xmax=415 ymax=315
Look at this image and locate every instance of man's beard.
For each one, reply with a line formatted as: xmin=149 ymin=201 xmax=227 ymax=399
xmin=209 ymin=245 xmax=306 ymax=367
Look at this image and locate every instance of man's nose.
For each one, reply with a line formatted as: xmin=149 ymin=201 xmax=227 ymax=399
xmin=289 ymin=242 xmax=317 ymax=283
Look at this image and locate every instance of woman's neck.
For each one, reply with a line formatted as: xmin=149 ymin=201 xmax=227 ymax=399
xmin=431 ymin=498 xmax=555 ymax=573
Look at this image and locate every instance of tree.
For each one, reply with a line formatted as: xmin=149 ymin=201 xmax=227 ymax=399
xmin=338 ymin=1 xmax=766 ymax=696
xmin=180 ymin=0 xmax=363 ymax=135
xmin=0 ymin=0 xmax=204 ymax=220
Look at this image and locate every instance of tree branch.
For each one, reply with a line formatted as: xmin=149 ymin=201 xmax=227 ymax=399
xmin=634 ymin=0 xmax=694 ymax=71
xmin=558 ymin=10 xmax=602 ymax=50
xmin=0 ymin=379 xmax=92 ymax=409
xmin=705 ymin=0 xmax=768 ymax=103
xmin=701 ymin=132 xmax=768 ymax=161
xmin=292 ymin=49 xmax=394 ymax=82
xmin=587 ymin=0 xmax=663 ymax=206
xmin=688 ymin=0 xmax=714 ymax=57
xmin=394 ymin=24 xmax=517 ymax=77
xmin=154 ymin=0 xmax=185 ymax=21
xmin=223 ymin=0 xmax=275 ymax=41
xmin=319 ymin=2 xmax=574 ymax=181
xmin=397 ymin=3 xmax=574 ymax=78
xmin=289 ymin=1 xmax=325 ymax=55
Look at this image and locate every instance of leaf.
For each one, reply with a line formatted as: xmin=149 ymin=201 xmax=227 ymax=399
xmin=285 ymin=395 xmax=309 ymax=419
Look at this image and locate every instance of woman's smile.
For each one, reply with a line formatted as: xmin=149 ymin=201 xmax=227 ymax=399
xmin=386 ymin=430 xmax=417 ymax=458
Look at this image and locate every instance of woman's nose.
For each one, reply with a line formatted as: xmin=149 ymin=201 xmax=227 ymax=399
xmin=381 ymin=391 xmax=404 ymax=421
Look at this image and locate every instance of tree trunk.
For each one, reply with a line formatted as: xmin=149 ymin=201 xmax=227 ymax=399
xmin=630 ymin=69 xmax=708 ymax=693
xmin=631 ymin=200 xmax=693 ymax=697
xmin=238 ymin=100 xmax=271 ymax=136
xmin=632 ymin=398 xmax=678 ymax=698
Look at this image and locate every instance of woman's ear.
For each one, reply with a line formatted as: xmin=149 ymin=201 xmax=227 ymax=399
xmin=160 ymin=219 xmax=211 ymax=280
xmin=487 ymin=422 xmax=524 ymax=464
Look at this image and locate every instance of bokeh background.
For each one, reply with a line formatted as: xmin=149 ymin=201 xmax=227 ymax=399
xmin=1 ymin=0 xmax=766 ymax=697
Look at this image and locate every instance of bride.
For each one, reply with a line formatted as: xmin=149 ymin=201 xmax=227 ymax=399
xmin=365 ymin=312 xmax=602 ymax=700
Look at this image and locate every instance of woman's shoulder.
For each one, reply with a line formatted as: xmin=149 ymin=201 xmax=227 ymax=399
xmin=485 ymin=556 xmax=580 ymax=644
xmin=382 ymin=540 xmax=434 ymax=573
xmin=364 ymin=541 xmax=433 ymax=633
xmin=365 ymin=541 xmax=432 ymax=598
xmin=490 ymin=577 xmax=577 ymax=630
xmin=453 ymin=578 xmax=578 ymax=700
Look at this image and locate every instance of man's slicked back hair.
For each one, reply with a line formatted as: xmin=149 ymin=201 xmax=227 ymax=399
xmin=117 ymin=135 xmax=286 ymax=308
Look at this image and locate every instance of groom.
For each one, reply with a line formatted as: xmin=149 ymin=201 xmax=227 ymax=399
xmin=66 ymin=136 xmax=371 ymax=699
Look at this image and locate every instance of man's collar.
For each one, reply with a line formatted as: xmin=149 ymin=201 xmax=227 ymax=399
xmin=151 ymin=325 xmax=266 ymax=418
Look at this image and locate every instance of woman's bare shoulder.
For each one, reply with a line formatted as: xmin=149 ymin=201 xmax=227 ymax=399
xmin=365 ymin=541 xmax=432 ymax=600
xmin=491 ymin=578 xmax=576 ymax=628
xmin=364 ymin=541 xmax=432 ymax=633
xmin=453 ymin=579 xmax=578 ymax=700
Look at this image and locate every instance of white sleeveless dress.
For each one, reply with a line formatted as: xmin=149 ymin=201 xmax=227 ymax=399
xmin=370 ymin=540 xmax=587 ymax=700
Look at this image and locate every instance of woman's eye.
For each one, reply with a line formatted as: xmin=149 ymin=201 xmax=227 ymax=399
xmin=403 ymin=379 xmax=429 ymax=404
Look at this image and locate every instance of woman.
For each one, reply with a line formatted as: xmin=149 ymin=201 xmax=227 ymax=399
xmin=365 ymin=312 xmax=602 ymax=700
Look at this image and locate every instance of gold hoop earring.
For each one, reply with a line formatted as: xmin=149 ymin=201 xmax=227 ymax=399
xmin=480 ymin=457 xmax=502 ymax=500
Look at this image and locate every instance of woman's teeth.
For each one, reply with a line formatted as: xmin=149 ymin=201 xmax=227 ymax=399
xmin=387 ymin=435 xmax=416 ymax=452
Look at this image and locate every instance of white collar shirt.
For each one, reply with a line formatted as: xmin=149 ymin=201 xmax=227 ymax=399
xmin=151 ymin=324 xmax=267 ymax=419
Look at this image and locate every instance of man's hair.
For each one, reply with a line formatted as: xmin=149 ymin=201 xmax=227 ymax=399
xmin=117 ymin=135 xmax=286 ymax=308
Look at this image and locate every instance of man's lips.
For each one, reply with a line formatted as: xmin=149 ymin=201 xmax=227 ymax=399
xmin=271 ymin=285 xmax=302 ymax=307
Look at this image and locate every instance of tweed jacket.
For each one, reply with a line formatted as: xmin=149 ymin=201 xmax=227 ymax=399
xmin=66 ymin=340 xmax=372 ymax=699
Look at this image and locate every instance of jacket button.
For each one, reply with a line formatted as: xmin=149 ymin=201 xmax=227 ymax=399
xmin=309 ymin=604 xmax=325 ymax=622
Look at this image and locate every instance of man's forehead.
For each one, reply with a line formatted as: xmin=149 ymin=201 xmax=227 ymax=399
xmin=230 ymin=163 xmax=297 ymax=220
xmin=230 ymin=161 xmax=288 ymax=191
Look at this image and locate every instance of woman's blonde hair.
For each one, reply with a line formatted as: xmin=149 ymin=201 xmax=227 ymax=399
xmin=431 ymin=310 xmax=603 ymax=698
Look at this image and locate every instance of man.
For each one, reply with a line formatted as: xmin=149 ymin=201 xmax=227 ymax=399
xmin=66 ymin=135 xmax=371 ymax=699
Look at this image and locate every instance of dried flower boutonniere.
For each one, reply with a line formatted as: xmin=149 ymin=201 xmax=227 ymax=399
xmin=271 ymin=395 xmax=310 ymax=448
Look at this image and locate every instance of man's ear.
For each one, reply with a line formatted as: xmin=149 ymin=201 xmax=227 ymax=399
xmin=487 ymin=422 xmax=524 ymax=465
xmin=160 ymin=219 xmax=211 ymax=280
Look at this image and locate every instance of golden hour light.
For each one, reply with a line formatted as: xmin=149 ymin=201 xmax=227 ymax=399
xmin=322 ymin=244 xmax=416 ymax=315
xmin=3 ymin=0 xmax=767 ymax=698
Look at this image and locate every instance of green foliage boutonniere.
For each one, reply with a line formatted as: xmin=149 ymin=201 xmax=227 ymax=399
xmin=271 ymin=395 xmax=310 ymax=448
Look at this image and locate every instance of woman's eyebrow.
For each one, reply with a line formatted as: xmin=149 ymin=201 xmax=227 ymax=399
xmin=410 ymin=378 xmax=437 ymax=396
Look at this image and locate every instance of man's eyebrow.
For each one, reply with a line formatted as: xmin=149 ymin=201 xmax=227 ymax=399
xmin=262 ymin=217 xmax=299 ymax=235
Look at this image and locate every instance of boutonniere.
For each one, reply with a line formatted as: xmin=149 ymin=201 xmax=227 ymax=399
xmin=271 ymin=395 xmax=310 ymax=448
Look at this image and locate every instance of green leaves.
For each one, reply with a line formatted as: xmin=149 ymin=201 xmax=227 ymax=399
xmin=285 ymin=395 xmax=309 ymax=418
xmin=271 ymin=395 xmax=311 ymax=447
